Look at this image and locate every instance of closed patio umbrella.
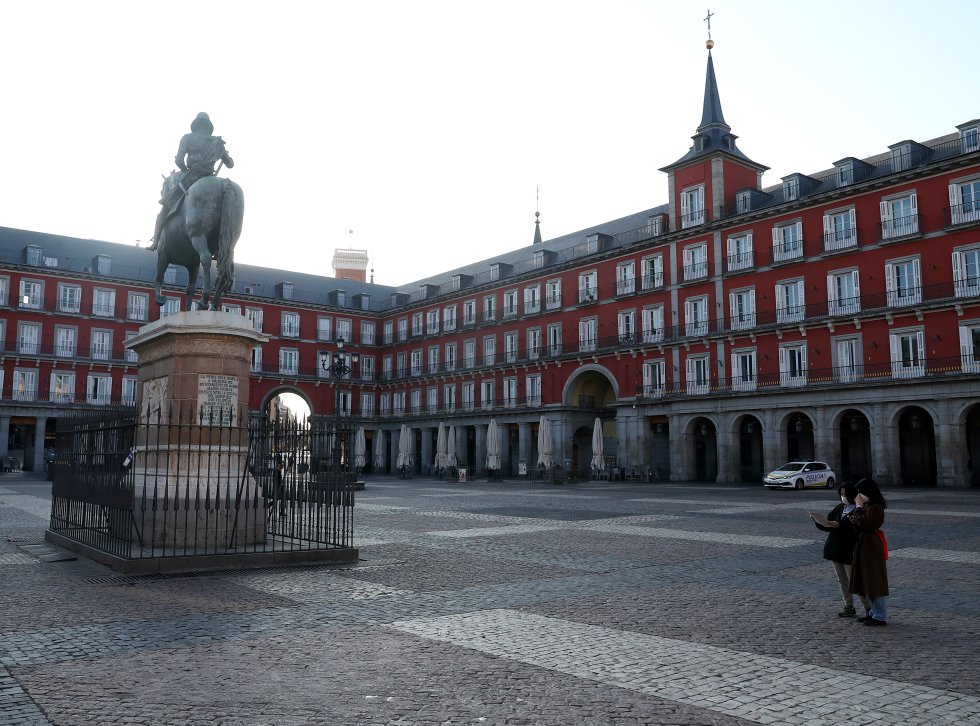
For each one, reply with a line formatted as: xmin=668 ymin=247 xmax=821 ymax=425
xmin=435 ymin=422 xmax=447 ymax=471
xmin=396 ymin=424 xmax=413 ymax=469
xmin=373 ymin=428 xmax=386 ymax=470
xmin=536 ymin=415 xmax=553 ymax=469
xmin=486 ymin=418 xmax=501 ymax=471
xmin=353 ymin=426 xmax=366 ymax=470
xmin=590 ymin=417 xmax=605 ymax=471
xmin=446 ymin=425 xmax=458 ymax=468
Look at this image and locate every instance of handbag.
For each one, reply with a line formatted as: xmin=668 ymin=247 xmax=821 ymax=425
xmin=876 ymin=530 xmax=888 ymax=560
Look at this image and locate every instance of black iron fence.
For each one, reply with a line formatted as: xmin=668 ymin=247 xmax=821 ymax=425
xmin=48 ymin=404 xmax=356 ymax=563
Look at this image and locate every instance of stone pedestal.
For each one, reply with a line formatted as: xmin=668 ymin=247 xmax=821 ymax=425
xmin=124 ymin=311 xmax=269 ymax=549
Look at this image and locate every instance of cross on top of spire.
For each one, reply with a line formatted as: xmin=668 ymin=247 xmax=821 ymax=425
xmin=704 ymin=9 xmax=714 ymax=39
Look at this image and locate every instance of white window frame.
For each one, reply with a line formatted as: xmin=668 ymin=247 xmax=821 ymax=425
xmin=317 ymin=316 xmax=333 ymax=341
xmin=483 ymin=335 xmax=496 ymax=365
xmin=776 ymin=279 xmax=805 ymax=323
xmin=92 ymin=288 xmax=115 ymax=317
xmin=427 ymin=386 xmax=439 ymax=413
xmin=641 ymin=305 xmax=664 ymax=344
xmin=684 ymin=296 xmax=708 ymax=337
xmin=410 ymin=349 xmax=423 ymax=376
xmin=526 ymin=374 xmax=541 ymax=407
xmin=463 ymin=340 xmax=476 ymax=368
xmin=13 ymin=369 xmax=38 ymax=402
xmin=890 ymin=328 xmax=925 ymax=379
xmin=617 ymin=309 xmax=636 ymax=344
xmin=19 ymin=280 xmax=43 ymax=309
xmin=726 ymin=232 xmax=753 ymax=272
xmin=55 ymin=326 xmax=76 ymax=357
xmin=682 ymin=243 xmax=708 ymax=281
xmin=642 ymin=359 xmax=666 ymax=397
xmin=524 ymin=285 xmax=541 ymax=314
xmin=462 ymin=300 xmax=476 ymax=325
xmin=578 ymin=271 xmax=597 ymax=303
xmin=58 ymin=283 xmax=81 ymax=313
xmin=546 ymin=279 xmax=562 ymax=309
xmin=361 ymin=321 xmax=376 ymax=345
xmin=953 ymin=246 xmax=980 ymax=298
xmin=949 ymin=177 xmax=980 ymax=226
xmin=361 ymin=393 xmax=375 ymax=417
xmin=480 ymin=380 xmax=494 ymax=410
xmin=397 ymin=317 xmax=408 ymax=341
xmin=279 ymin=348 xmax=299 ymax=375
xmin=828 ymin=269 xmax=861 ymax=315
xmin=18 ymin=322 xmax=40 ymax=355
xmin=51 ymin=371 xmax=75 ymax=403
xmin=959 ymin=323 xmax=980 ymax=373
xmin=445 ymin=342 xmax=457 ymax=372
xmin=90 ymin=329 xmax=112 ymax=361
xmin=444 ymin=305 xmax=457 ymax=331
xmin=772 ymin=221 xmax=803 ymax=262
xmin=578 ymin=317 xmax=597 ymax=353
xmin=251 ymin=346 xmax=262 ymax=373
xmin=503 ymin=290 xmax=518 ymax=318
xmin=281 ymin=311 xmax=300 ymax=338
xmin=502 ymin=377 xmax=517 ymax=408
xmin=383 ymin=320 xmax=394 ymax=344
xmin=616 ymin=261 xmax=636 ymax=295
xmin=462 ymin=382 xmax=475 ymax=412
xmin=779 ymin=343 xmax=808 ymax=387
xmin=411 ymin=313 xmax=423 ymax=337
xmin=681 ymin=184 xmax=705 ymax=228
xmin=444 ymin=384 xmax=457 ymax=413
xmin=426 ymin=309 xmax=440 ymax=334
xmin=245 ymin=307 xmax=263 ymax=332
xmin=527 ymin=327 xmax=541 ymax=360
xmin=885 ymin=257 xmax=922 ymax=307
xmin=823 ymin=208 xmax=857 ymax=251
xmin=428 ymin=346 xmax=439 ymax=374
xmin=504 ymin=331 xmax=518 ymax=362
xmin=962 ymin=125 xmax=980 ymax=154
xmin=685 ymin=355 xmax=710 ymax=395
xmin=730 ymin=349 xmax=757 ymax=392
xmin=880 ymin=192 xmax=919 ymax=240
xmin=547 ymin=324 xmax=562 ymax=356
xmin=483 ymin=295 xmax=496 ymax=323
xmin=729 ymin=288 xmax=756 ymax=330
xmin=128 ymin=292 xmax=149 ymax=321
xmin=86 ymin=373 xmax=112 ymax=405
xmin=834 ymin=336 xmax=862 ymax=383
xmin=641 ymin=255 xmax=664 ymax=289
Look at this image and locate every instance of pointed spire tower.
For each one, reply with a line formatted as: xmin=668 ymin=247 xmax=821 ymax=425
xmin=532 ymin=186 xmax=543 ymax=245
xmin=659 ymin=22 xmax=768 ymax=230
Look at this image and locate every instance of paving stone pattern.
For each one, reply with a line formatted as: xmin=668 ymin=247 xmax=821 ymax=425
xmin=1 ymin=475 xmax=979 ymax=725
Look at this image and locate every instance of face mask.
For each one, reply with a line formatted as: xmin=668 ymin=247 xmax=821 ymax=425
xmin=841 ymin=496 xmax=848 ymax=504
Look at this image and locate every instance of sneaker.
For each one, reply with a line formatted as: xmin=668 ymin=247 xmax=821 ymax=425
xmin=857 ymin=615 xmax=871 ymax=623
xmin=863 ymin=617 xmax=887 ymax=627
xmin=838 ymin=606 xmax=857 ymax=618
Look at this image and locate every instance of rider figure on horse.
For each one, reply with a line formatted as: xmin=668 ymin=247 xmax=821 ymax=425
xmin=147 ymin=112 xmax=234 ymax=251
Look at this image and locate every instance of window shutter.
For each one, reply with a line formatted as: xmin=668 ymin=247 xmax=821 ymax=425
xmin=685 ymin=356 xmax=694 ymax=383
xmin=912 ymin=258 xmax=921 ymax=295
xmin=643 ymin=363 xmax=652 ymax=388
xmin=797 ymin=280 xmax=805 ymax=308
xmin=822 ymin=214 xmax=832 ymax=239
xmin=848 ymin=208 xmax=856 ymax=231
xmin=726 ymin=237 xmax=735 ymax=260
xmin=851 ymin=271 xmax=861 ymax=300
xmin=684 ymin=299 xmax=693 ymax=328
xmin=681 ymin=191 xmax=690 ymax=220
xmin=654 ymin=306 xmax=663 ymax=330
xmin=778 ymin=346 xmax=788 ymax=374
xmin=884 ymin=263 xmax=896 ymax=295
xmin=827 ymin=274 xmax=837 ymax=307
xmin=745 ymin=232 xmax=753 ymax=252
xmin=889 ymin=333 xmax=900 ymax=366
xmin=960 ymin=325 xmax=972 ymax=360
xmin=618 ymin=314 xmax=626 ymax=338
xmin=728 ymin=292 xmax=737 ymax=320
xmin=953 ymin=250 xmax=965 ymax=285
xmin=771 ymin=226 xmax=781 ymax=248
xmin=800 ymin=345 xmax=808 ymax=371
xmin=683 ymin=247 xmax=693 ymax=269
xmin=950 ymin=183 xmax=960 ymax=208
xmin=730 ymin=353 xmax=738 ymax=383
xmin=910 ymin=192 xmax=918 ymax=217
xmin=879 ymin=200 xmax=892 ymax=224
xmin=747 ymin=290 xmax=756 ymax=317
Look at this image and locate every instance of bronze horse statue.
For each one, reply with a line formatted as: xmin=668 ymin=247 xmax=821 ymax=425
xmin=153 ymin=173 xmax=244 ymax=311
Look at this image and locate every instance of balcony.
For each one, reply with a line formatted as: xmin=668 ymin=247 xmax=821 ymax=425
xmin=945 ymin=202 xmax=980 ymax=228
xmin=616 ymin=278 xmax=636 ymax=296
xmin=822 ymin=229 xmax=857 ymax=252
xmin=641 ymin=273 xmax=664 ymax=290
xmin=578 ymin=287 xmax=598 ymax=304
xmin=545 ymin=294 xmax=562 ymax=310
xmin=879 ymin=214 xmax=920 ymax=241
xmin=524 ymin=301 xmax=540 ymax=314
xmin=727 ymin=251 xmax=753 ymax=272
xmin=772 ymin=240 xmax=804 ymax=263
xmin=682 ymin=262 xmax=708 ymax=282
xmin=680 ymin=209 xmax=706 ymax=229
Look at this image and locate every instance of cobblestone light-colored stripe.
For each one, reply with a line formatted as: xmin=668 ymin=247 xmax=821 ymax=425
xmin=390 ymin=609 xmax=980 ymax=726
xmin=590 ymin=524 xmax=813 ymax=548
xmin=890 ymin=547 xmax=980 ymax=564
xmin=0 ymin=495 xmax=51 ymax=519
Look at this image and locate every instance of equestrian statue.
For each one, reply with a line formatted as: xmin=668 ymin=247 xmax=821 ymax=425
xmin=148 ymin=112 xmax=244 ymax=311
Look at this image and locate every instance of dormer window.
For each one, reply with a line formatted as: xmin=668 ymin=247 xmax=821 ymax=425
xmin=452 ymin=275 xmax=462 ymax=291
xmin=25 ymin=245 xmax=41 ymax=266
xmin=360 ymin=294 xmax=370 ymax=310
xmin=783 ymin=178 xmax=799 ymax=201
xmin=648 ymin=215 xmax=664 ymax=236
xmin=532 ymin=251 xmax=544 ymax=269
xmin=336 ymin=290 xmax=346 ymax=306
xmin=735 ymin=190 xmax=752 ymax=214
xmin=95 ymin=254 xmax=111 ymax=275
xmin=836 ymin=161 xmax=853 ymax=187
xmin=963 ymin=124 xmax=980 ymax=153
xmin=489 ymin=264 xmax=500 ymax=281
xmin=419 ymin=285 xmax=428 ymax=299
xmin=585 ymin=234 xmax=599 ymax=254
xmin=890 ymin=144 xmax=911 ymax=172
xmin=279 ymin=282 xmax=294 ymax=300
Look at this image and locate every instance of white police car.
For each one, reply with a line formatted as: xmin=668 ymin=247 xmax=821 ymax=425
xmin=763 ymin=460 xmax=837 ymax=490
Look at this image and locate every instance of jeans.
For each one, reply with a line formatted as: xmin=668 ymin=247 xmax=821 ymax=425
xmin=870 ymin=596 xmax=888 ymax=621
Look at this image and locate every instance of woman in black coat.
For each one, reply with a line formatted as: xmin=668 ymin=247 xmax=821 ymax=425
xmin=812 ymin=481 xmax=870 ymax=617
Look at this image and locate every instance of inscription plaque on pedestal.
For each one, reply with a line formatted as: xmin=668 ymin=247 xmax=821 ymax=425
xmin=198 ymin=374 xmax=239 ymax=425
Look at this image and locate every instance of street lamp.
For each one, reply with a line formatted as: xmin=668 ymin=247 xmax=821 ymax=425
xmin=319 ymin=338 xmax=359 ymax=416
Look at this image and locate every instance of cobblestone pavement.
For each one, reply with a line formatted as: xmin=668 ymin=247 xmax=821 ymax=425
xmin=2 ymin=473 xmax=980 ymax=725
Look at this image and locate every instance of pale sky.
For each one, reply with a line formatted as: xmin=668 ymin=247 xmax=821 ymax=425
xmin=3 ymin=1 xmax=978 ymax=288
